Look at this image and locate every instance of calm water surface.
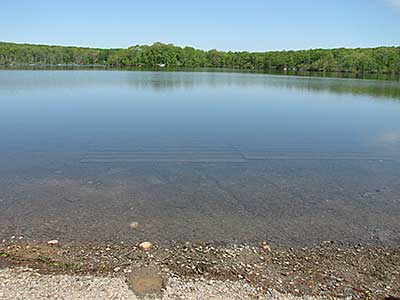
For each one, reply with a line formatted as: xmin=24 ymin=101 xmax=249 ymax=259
xmin=0 ymin=70 xmax=399 ymax=246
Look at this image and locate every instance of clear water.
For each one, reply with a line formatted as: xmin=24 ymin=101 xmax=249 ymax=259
xmin=0 ymin=70 xmax=399 ymax=246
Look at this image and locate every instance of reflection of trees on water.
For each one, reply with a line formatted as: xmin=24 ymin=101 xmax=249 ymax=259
xmin=263 ymin=76 xmax=400 ymax=101
xmin=0 ymin=69 xmax=399 ymax=100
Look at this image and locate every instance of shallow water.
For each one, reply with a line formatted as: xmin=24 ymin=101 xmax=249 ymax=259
xmin=0 ymin=70 xmax=399 ymax=246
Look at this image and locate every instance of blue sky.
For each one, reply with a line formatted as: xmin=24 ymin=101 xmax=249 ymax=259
xmin=1 ymin=0 xmax=400 ymax=51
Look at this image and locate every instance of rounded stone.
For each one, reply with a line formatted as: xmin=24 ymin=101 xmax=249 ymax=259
xmin=139 ymin=242 xmax=153 ymax=251
xmin=126 ymin=266 xmax=164 ymax=297
xmin=261 ymin=241 xmax=272 ymax=252
xmin=47 ymin=240 xmax=59 ymax=246
xmin=129 ymin=222 xmax=140 ymax=230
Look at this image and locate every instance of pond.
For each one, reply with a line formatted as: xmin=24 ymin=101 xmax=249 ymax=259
xmin=0 ymin=70 xmax=399 ymax=246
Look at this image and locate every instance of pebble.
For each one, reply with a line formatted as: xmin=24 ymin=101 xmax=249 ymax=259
xmin=47 ymin=240 xmax=59 ymax=246
xmin=129 ymin=222 xmax=140 ymax=230
xmin=139 ymin=242 xmax=153 ymax=251
xmin=261 ymin=242 xmax=272 ymax=253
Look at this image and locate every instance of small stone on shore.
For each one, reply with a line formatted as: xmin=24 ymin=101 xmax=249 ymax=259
xmin=47 ymin=240 xmax=59 ymax=246
xmin=139 ymin=242 xmax=153 ymax=251
xmin=261 ymin=241 xmax=271 ymax=252
xmin=130 ymin=222 xmax=140 ymax=230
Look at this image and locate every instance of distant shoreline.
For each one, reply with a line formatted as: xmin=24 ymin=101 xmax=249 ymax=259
xmin=1 ymin=65 xmax=399 ymax=81
xmin=1 ymin=41 xmax=399 ymax=76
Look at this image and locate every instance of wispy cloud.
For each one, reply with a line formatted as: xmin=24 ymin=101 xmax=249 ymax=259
xmin=378 ymin=131 xmax=400 ymax=144
xmin=385 ymin=0 xmax=400 ymax=9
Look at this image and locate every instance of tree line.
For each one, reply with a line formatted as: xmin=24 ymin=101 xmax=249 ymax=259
xmin=1 ymin=41 xmax=399 ymax=74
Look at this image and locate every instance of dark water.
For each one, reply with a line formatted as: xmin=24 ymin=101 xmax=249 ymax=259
xmin=0 ymin=70 xmax=399 ymax=246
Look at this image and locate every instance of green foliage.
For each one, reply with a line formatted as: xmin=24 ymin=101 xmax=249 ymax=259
xmin=36 ymin=255 xmax=81 ymax=269
xmin=48 ymin=261 xmax=81 ymax=269
xmin=1 ymin=42 xmax=399 ymax=74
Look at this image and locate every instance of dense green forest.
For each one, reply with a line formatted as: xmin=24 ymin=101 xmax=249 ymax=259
xmin=1 ymin=42 xmax=400 ymax=74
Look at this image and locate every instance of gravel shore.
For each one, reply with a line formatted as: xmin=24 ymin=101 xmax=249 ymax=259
xmin=0 ymin=267 xmax=325 ymax=300
xmin=1 ymin=241 xmax=399 ymax=300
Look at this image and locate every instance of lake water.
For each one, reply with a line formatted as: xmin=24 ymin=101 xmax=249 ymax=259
xmin=0 ymin=70 xmax=399 ymax=246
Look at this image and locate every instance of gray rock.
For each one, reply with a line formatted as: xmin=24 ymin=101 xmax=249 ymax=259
xmin=126 ymin=266 xmax=164 ymax=298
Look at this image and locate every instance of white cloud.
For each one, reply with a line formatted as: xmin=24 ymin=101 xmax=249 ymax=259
xmin=378 ymin=132 xmax=400 ymax=144
xmin=385 ymin=0 xmax=400 ymax=9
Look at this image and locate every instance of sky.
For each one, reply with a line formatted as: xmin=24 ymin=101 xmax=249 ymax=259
xmin=1 ymin=0 xmax=400 ymax=52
